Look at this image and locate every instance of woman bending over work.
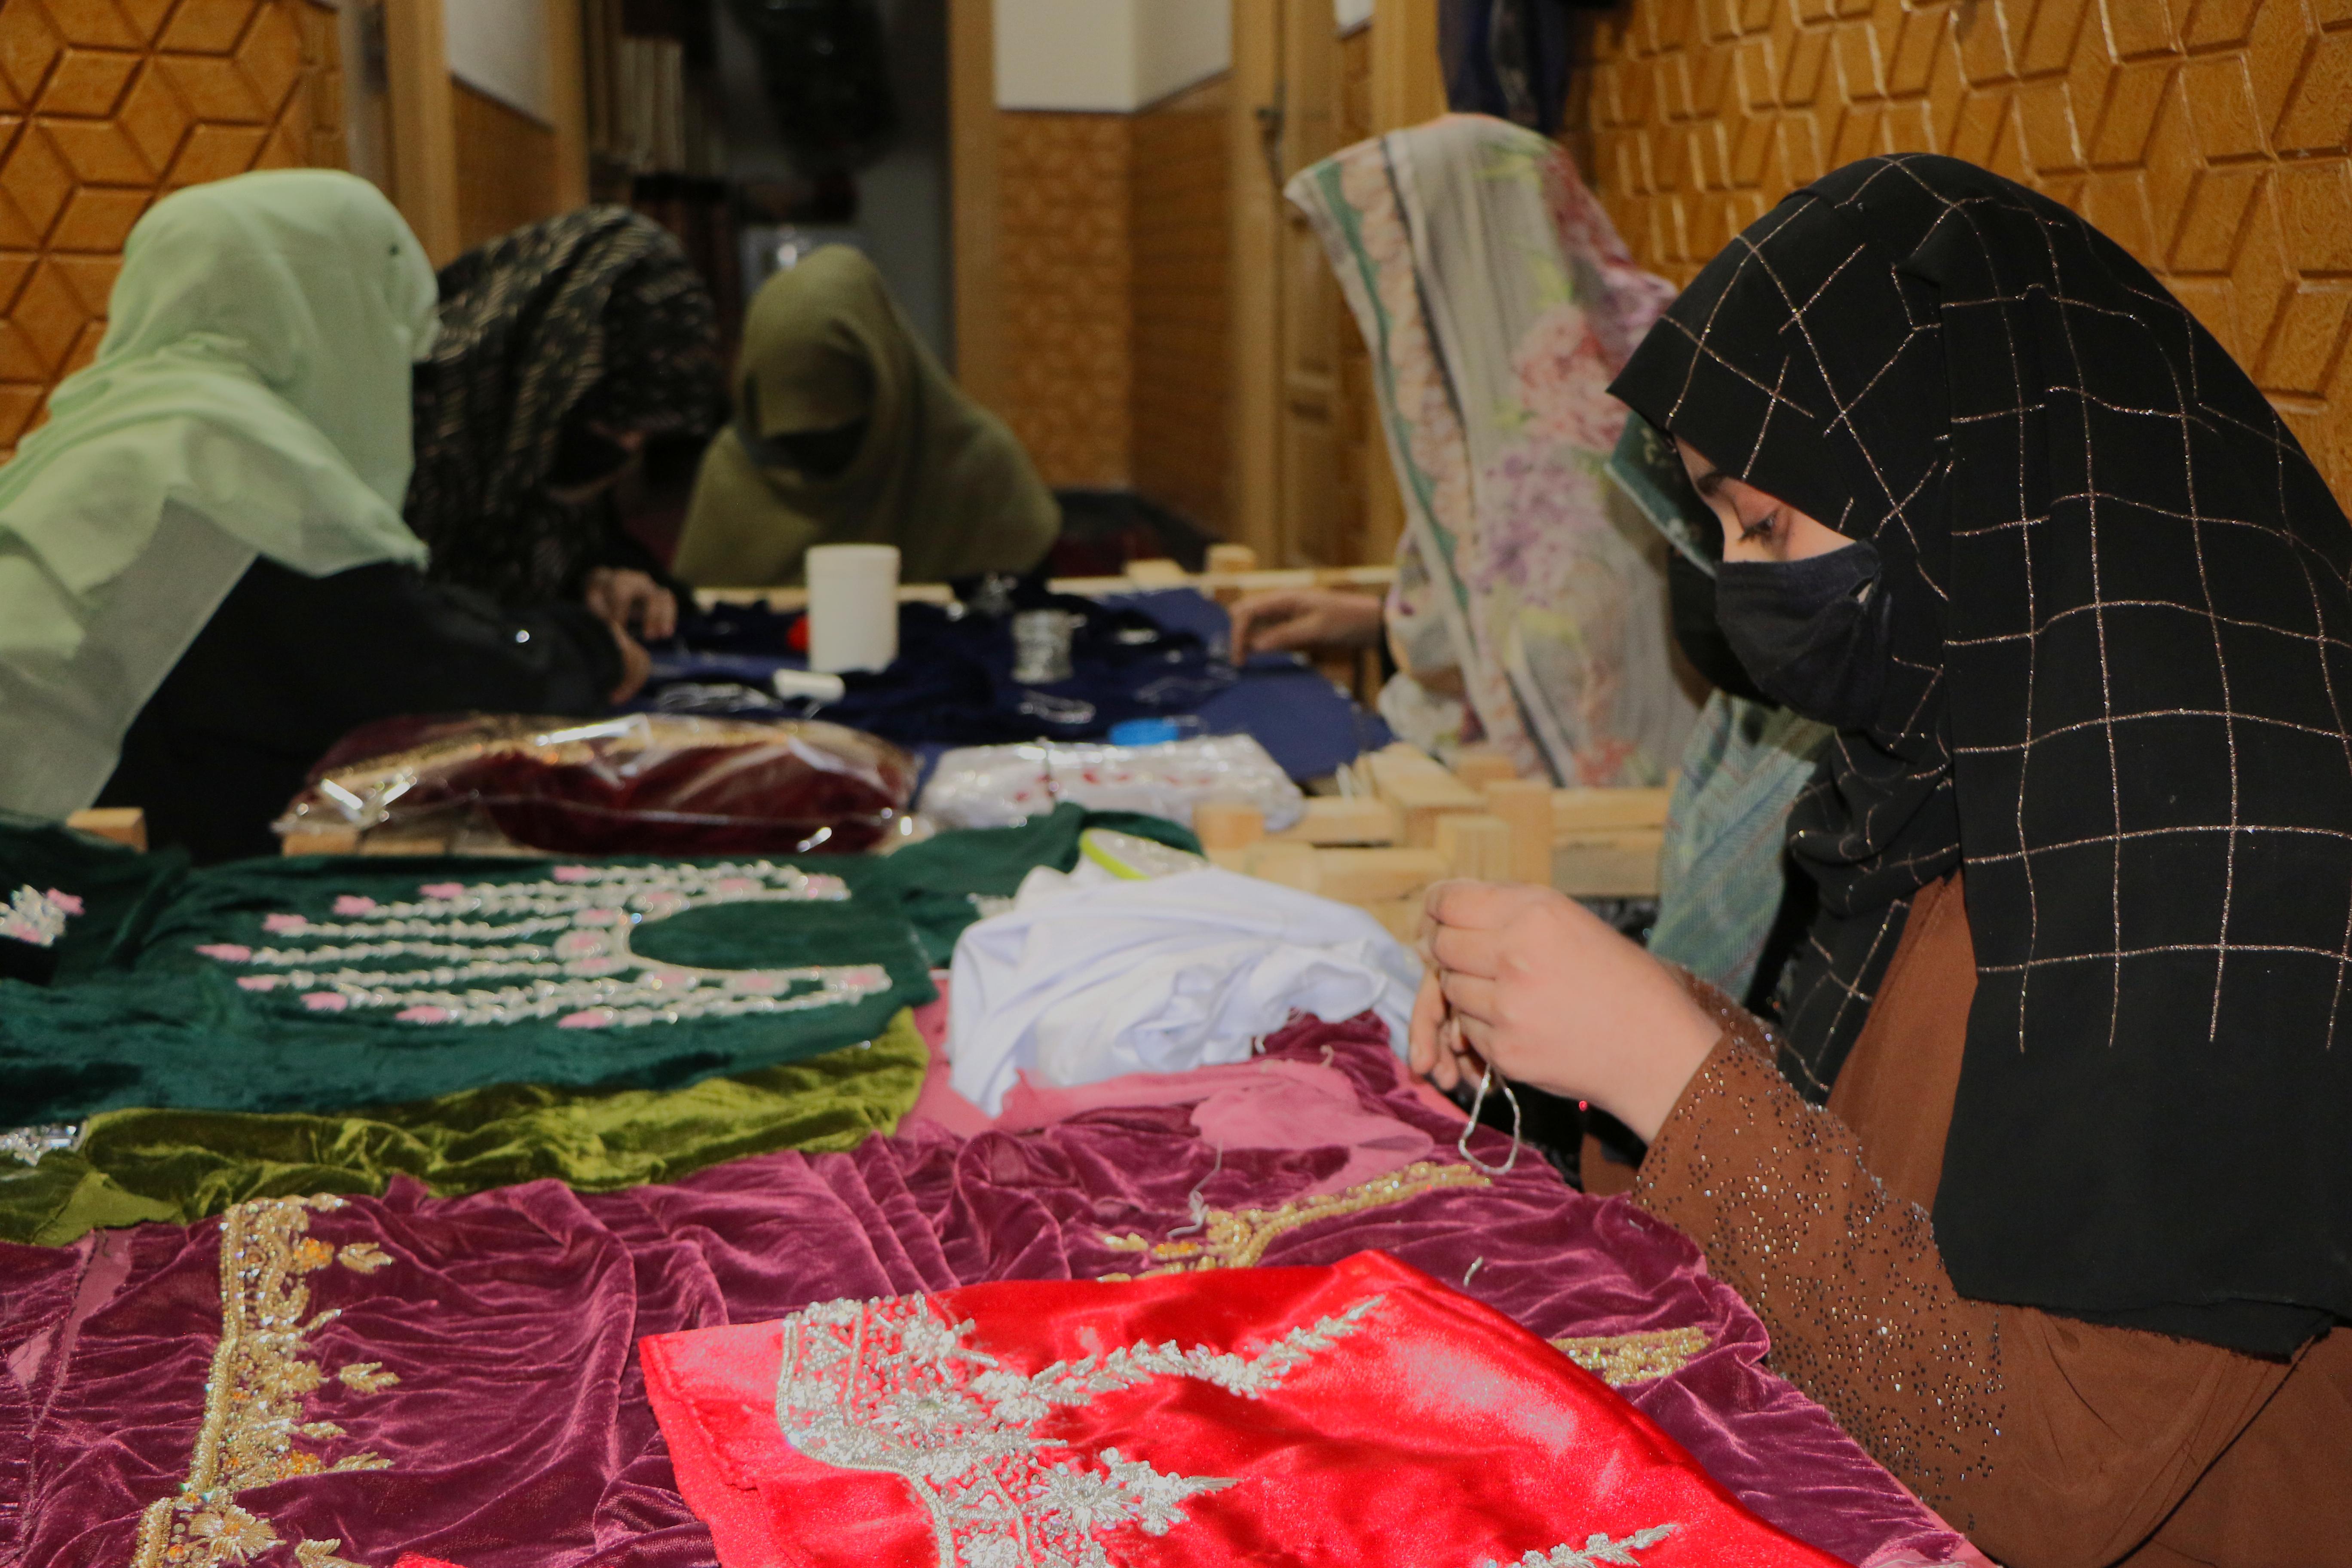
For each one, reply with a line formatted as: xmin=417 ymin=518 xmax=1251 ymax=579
xmin=0 ymin=173 xmax=640 ymax=863
xmin=407 ymin=207 xmax=727 ymax=640
xmin=670 ymin=246 xmax=1059 ymax=588
xmin=1416 ymin=154 xmax=2350 ymax=1565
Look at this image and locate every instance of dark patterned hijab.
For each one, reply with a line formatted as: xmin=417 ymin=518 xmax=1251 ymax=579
xmin=1611 ymin=154 xmax=2352 ymax=1354
xmin=407 ymin=208 xmax=725 ymax=603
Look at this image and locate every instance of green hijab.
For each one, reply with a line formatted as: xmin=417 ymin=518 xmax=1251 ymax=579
xmin=0 ymin=170 xmax=439 ymax=820
xmin=673 ymin=246 xmax=1058 ymax=586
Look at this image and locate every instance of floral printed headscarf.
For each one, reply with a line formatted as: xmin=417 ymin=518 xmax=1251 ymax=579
xmin=1287 ymin=115 xmax=1693 ymax=784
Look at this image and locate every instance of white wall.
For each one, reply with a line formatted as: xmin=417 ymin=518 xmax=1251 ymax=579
xmin=998 ymin=1 xmax=1366 ymax=112
xmin=1132 ymin=0 xmax=1231 ymax=107
xmin=445 ymin=0 xmax=554 ymax=123
xmin=994 ymin=0 xmax=1139 ymax=111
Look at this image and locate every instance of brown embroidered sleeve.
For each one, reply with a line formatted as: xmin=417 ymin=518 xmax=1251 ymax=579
xmin=1632 ymin=984 xmax=2290 ymax=1568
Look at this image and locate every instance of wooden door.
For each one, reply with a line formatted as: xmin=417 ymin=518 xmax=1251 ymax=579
xmin=1231 ymin=0 xmax=1347 ymax=568
xmin=1233 ymin=0 xmax=1441 ymax=569
xmin=1274 ymin=0 xmax=1346 ymax=568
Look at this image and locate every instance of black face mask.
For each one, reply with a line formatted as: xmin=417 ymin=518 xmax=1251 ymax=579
xmin=1665 ymin=551 xmax=1769 ymax=704
xmin=1714 ymin=540 xmax=1893 ymax=730
xmin=743 ymin=418 xmax=868 ymax=479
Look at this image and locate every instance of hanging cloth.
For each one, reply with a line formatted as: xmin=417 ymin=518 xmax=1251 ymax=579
xmin=1287 ymin=114 xmax=1695 ymax=784
xmin=0 ymin=170 xmax=438 ymax=821
xmin=1610 ymin=152 xmax=2352 ymax=1355
xmin=671 ymin=245 xmax=1060 ymax=588
xmin=407 ymin=207 xmax=725 ymax=603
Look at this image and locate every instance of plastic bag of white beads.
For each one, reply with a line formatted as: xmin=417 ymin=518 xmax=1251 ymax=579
xmin=917 ymin=734 xmax=1305 ymax=833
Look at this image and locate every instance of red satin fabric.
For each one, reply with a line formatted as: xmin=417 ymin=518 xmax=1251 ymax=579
xmin=644 ymin=1250 xmax=1846 ymax=1568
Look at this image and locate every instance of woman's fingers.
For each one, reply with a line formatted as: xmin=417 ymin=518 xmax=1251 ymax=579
xmin=642 ymin=585 xmax=678 ymax=640
xmin=608 ymin=626 xmax=652 ymax=704
xmin=1450 ymin=1010 xmax=1497 ymax=1065
xmin=1407 ymin=971 xmax=1446 ymax=1075
xmin=1424 ymin=878 xmax=1524 ymax=934
xmin=1436 ymin=968 xmax=1498 ymax=1024
xmin=1427 ymin=922 xmax=1504 ymax=980
xmin=1430 ymin=1017 xmax=1466 ymax=1091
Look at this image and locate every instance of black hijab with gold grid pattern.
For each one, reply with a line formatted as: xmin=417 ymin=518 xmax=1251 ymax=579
xmin=1611 ymin=154 xmax=2352 ymax=1354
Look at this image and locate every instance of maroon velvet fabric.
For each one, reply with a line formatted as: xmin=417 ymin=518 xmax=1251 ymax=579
xmin=3 ymin=1017 xmax=1967 ymax=1568
xmin=286 ymin=714 xmax=916 ymax=854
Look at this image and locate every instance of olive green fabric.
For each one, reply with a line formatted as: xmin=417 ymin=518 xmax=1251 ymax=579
xmin=672 ymin=246 xmax=1059 ymax=587
xmin=0 ymin=171 xmax=439 ymax=820
xmin=0 ymin=1009 xmax=926 ymax=1246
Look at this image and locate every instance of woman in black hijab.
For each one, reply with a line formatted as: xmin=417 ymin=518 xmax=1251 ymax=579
xmin=407 ymin=208 xmax=727 ymax=637
xmin=1415 ymin=153 xmax=2350 ymax=1562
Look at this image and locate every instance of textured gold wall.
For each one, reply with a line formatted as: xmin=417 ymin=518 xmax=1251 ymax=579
xmin=1563 ymin=0 xmax=2352 ymax=499
xmin=0 ymin=0 xmax=345 ymax=455
xmin=997 ymin=109 xmax=1133 ymax=490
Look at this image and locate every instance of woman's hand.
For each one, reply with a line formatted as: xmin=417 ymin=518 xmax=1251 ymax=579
xmin=1227 ymin=587 xmax=1385 ymax=658
xmin=607 ymin=623 xmax=652 ymax=705
xmin=1410 ymin=880 xmax=1722 ymax=1142
xmin=585 ymin=567 xmax=678 ymax=641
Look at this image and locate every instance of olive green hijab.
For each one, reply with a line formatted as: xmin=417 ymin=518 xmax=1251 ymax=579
xmin=673 ymin=246 xmax=1058 ymax=586
xmin=0 ymin=170 xmax=438 ymax=819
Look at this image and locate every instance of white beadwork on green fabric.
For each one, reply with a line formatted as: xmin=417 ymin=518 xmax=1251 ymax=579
xmin=2 ymin=884 xmax=78 ymax=948
xmin=195 ymin=861 xmax=889 ymax=1028
xmin=774 ymin=1290 xmax=1384 ymax=1568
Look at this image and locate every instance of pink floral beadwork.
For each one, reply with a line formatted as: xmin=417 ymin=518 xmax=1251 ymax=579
xmin=196 ymin=861 xmax=886 ymax=1029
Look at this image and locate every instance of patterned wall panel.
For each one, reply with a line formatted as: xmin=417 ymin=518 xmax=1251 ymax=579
xmin=997 ymin=109 xmax=1133 ymax=489
xmin=1131 ymin=73 xmax=1230 ymax=529
xmin=0 ymin=0 xmax=344 ymax=455
xmin=1563 ymin=0 xmax=2352 ymax=499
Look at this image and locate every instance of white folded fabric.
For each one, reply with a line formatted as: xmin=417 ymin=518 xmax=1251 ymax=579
xmin=947 ymin=865 xmax=1422 ymax=1115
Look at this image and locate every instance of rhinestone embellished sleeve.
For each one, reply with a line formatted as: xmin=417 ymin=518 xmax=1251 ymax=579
xmin=1632 ymin=985 xmax=2292 ymax=1562
xmin=1633 ymin=1003 xmax=2001 ymax=1514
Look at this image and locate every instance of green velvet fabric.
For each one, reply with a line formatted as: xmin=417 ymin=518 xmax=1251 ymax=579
xmin=879 ymin=806 xmax=1201 ymax=964
xmin=0 ymin=1008 xmax=927 ymax=1246
xmin=0 ymin=845 xmax=935 ymax=1123
xmin=0 ymin=805 xmax=1204 ymax=1243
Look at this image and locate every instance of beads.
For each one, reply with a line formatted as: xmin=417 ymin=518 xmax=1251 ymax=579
xmin=199 ymin=862 xmax=887 ymax=1029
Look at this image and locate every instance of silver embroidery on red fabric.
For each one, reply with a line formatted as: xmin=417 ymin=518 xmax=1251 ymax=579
xmin=773 ymin=1291 xmax=1384 ymax=1567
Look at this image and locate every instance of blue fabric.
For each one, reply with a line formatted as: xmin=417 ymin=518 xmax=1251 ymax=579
xmin=639 ymin=589 xmax=1387 ymax=782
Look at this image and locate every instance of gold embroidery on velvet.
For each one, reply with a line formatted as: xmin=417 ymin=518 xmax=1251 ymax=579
xmin=336 ymin=1242 xmax=392 ymax=1273
xmin=294 ymin=1540 xmax=366 ymax=1568
xmin=1096 ymin=1160 xmax=1492 ymax=1277
xmin=336 ymin=1361 xmax=399 ymax=1393
xmin=1549 ymin=1326 xmax=1711 ymax=1388
xmin=130 ymin=1196 xmax=399 ymax=1568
